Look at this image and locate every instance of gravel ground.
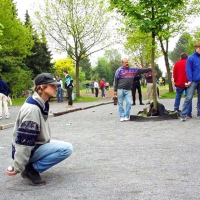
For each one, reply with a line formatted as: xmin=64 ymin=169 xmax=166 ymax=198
xmin=1 ymin=97 xmax=200 ymax=200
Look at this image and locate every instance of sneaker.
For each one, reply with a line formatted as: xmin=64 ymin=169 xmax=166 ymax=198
xmin=174 ymin=110 xmax=179 ymax=114
xmin=180 ymin=117 xmax=186 ymax=122
xmin=21 ymin=163 xmax=46 ymax=186
xmin=124 ymin=117 xmax=130 ymax=121
xmin=140 ymin=103 xmax=144 ymax=105
xmin=132 ymin=102 xmax=136 ymax=105
xmin=187 ymin=115 xmax=192 ymax=119
xmin=67 ymin=105 xmax=73 ymax=108
xmin=120 ymin=118 xmax=124 ymax=122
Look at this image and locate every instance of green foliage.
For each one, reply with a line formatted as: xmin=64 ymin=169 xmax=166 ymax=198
xmin=92 ymin=57 xmax=113 ymax=84
xmin=35 ymin=0 xmax=113 ymax=96
xmin=3 ymin=67 xmax=33 ymax=97
xmin=169 ymin=33 xmax=190 ymax=63
xmin=0 ymin=0 xmax=33 ymax=58
xmin=79 ymin=57 xmax=92 ymax=80
xmin=23 ymin=12 xmax=53 ymax=78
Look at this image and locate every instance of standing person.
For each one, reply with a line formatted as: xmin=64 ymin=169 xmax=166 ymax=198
xmin=131 ymin=74 xmax=144 ymax=105
xmin=85 ymin=83 xmax=90 ymax=93
xmin=94 ymin=79 xmax=99 ymax=97
xmin=145 ymin=64 xmax=158 ymax=104
xmin=63 ymin=70 xmax=74 ymax=107
xmin=180 ymin=42 xmax=200 ymax=121
xmin=56 ymin=75 xmax=63 ymax=102
xmin=90 ymin=81 xmax=94 ymax=94
xmin=114 ymin=58 xmax=151 ymax=122
xmin=173 ymin=52 xmax=192 ymax=117
xmin=99 ymin=78 xmax=105 ymax=98
xmin=0 ymin=73 xmax=9 ymax=119
xmin=5 ymin=73 xmax=73 ymax=186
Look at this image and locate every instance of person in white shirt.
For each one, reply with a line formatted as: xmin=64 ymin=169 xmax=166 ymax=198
xmin=94 ymin=79 xmax=99 ymax=97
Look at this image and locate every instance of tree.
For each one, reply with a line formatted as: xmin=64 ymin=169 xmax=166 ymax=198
xmin=23 ymin=11 xmax=53 ymax=78
xmin=104 ymin=49 xmax=122 ymax=84
xmin=53 ymin=58 xmax=74 ymax=76
xmin=35 ymin=0 xmax=114 ymax=96
xmin=79 ymin=57 xmax=92 ymax=80
xmin=110 ymin=0 xmax=187 ymax=110
xmin=169 ymin=33 xmax=190 ymax=64
xmin=0 ymin=23 xmax=3 ymax=51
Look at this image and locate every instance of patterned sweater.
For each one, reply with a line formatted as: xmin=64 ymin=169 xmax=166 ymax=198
xmin=114 ymin=66 xmax=151 ymax=91
xmin=12 ymin=92 xmax=51 ymax=173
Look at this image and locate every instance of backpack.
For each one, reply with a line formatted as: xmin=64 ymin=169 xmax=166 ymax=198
xmin=147 ymin=102 xmax=169 ymax=116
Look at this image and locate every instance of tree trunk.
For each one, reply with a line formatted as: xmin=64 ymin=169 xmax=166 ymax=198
xmin=159 ymin=39 xmax=173 ymax=92
xmin=152 ymin=32 xmax=157 ymax=110
xmin=75 ymin=60 xmax=80 ymax=97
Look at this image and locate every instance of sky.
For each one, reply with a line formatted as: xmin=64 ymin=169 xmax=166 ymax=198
xmin=14 ymin=0 xmax=200 ymax=76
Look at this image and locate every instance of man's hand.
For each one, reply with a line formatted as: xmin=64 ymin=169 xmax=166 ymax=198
xmin=185 ymin=82 xmax=192 ymax=88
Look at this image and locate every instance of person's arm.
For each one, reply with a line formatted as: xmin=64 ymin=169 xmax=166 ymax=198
xmin=186 ymin=57 xmax=193 ymax=83
xmin=7 ymin=107 xmax=41 ymax=175
xmin=113 ymin=68 xmax=120 ymax=95
xmin=137 ymin=68 xmax=151 ymax=75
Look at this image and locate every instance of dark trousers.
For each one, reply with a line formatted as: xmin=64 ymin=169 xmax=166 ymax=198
xmin=67 ymin=88 xmax=73 ymax=105
xmin=132 ymin=81 xmax=142 ymax=104
xmin=95 ymin=88 xmax=99 ymax=97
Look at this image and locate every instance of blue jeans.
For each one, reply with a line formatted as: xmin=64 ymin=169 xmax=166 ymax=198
xmin=174 ymin=87 xmax=192 ymax=115
xmin=101 ymin=88 xmax=105 ymax=97
xmin=117 ymin=89 xmax=131 ymax=118
xmin=181 ymin=82 xmax=200 ymax=117
xmin=56 ymin=87 xmax=63 ymax=102
xmin=30 ymin=140 xmax=73 ymax=173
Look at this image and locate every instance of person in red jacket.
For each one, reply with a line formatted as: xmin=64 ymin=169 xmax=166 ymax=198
xmin=173 ymin=52 xmax=192 ymax=117
xmin=99 ymin=78 xmax=105 ymax=98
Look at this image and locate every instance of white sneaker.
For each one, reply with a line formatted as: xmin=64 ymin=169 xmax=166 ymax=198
xmin=124 ymin=117 xmax=130 ymax=121
xmin=180 ymin=117 xmax=186 ymax=122
xmin=120 ymin=118 xmax=124 ymax=122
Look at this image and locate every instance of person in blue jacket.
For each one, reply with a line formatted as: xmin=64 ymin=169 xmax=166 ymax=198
xmin=180 ymin=42 xmax=200 ymax=121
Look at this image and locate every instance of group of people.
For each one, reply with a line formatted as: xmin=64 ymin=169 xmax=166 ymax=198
xmin=173 ymin=42 xmax=200 ymax=122
xmin=90 ymin=79 xmax=108 ymax=98
xmin=55 ymin=70 xmax=74 ymax=107
xmin=113 ymin=42 xmax=200 ymax=122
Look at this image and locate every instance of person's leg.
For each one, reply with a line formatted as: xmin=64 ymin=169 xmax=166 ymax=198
xmin=102 ymin=88 xmax=105 ymax=97
xmin=197 ymin=82 xmax=200 ymax=117
xmin=180 ymin=82 xmax=197 ymax=118
xmin=147 ymin=83 xmax=153 ymax=103
xmin=117 ymin=89 xmax=125 ymax=118
xmin=124 ymin=90 xmax=131 ymax=119
xmin=2 ymin=95 xmax=9 ymax=118
xmin=0 ymin=93 xmax=2 ymax=118
xmin=67 ymin=88 xmax=73 ymax=105
xmin=30 ymin=140 xmax=73 ymax=173
xmin=132 ymin=83 xmax=136 ymax=105
xmin=60 ymin=88 xmax=63 ymax=102
xmin=157 ymin=86 xmax=160 ymax=96
xmin=174 ymin=87 xmax=184 ymax=111
xmin=137 ymin=82 xmax=143 ymax=104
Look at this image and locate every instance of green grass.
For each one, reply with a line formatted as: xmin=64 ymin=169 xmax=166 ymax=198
xmin=160 ymin=92 xmax=176 ymax=99
xmin=73 ymin=95 xmax=102 ymax=103
xmin=11 ymin=97 xmax=27 ymax=106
